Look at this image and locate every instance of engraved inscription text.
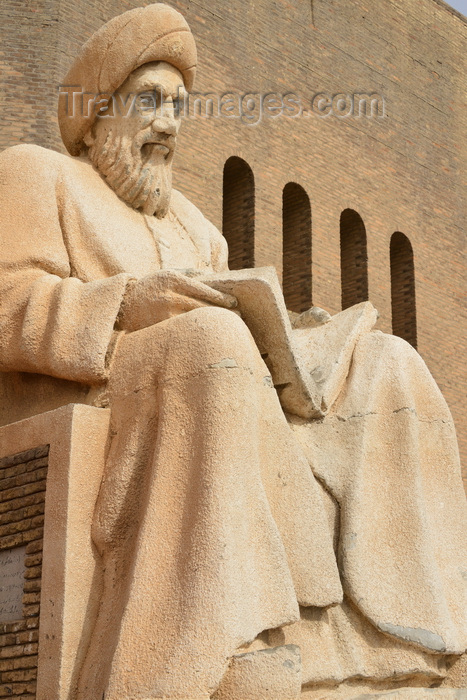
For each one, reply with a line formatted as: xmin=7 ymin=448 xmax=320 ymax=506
xmin=0 ymin=546 xmax=26 ymax=623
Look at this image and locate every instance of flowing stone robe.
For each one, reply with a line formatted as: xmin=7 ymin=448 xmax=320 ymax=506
xmin=0 ymin=144 xmax=466 ymax=698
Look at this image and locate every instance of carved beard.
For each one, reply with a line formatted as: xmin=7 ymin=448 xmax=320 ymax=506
xmin=87 ymin=126 xmax=174 ymax=218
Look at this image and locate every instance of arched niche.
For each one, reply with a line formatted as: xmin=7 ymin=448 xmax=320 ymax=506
xmin=390 ymin=231 xmax=417 ymax=348
xmin=222 ymin=156 xmax=255 ymax=270
xmin=282 ymin=182 xmax=312 ymax=313
xmin=340 ymin=208 xmax=369 ymax=309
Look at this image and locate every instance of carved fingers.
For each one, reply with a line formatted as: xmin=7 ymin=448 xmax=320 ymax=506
xmin=116 ymin=270 xmax=237 ymax=332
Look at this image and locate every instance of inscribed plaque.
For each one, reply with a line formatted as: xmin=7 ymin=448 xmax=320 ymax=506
xmin=0 ymin=546 xmax=26 ymax=623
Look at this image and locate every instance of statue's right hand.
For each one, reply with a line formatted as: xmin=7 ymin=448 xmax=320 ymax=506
xmin=116 ymin=270 xmax=238 ymax=332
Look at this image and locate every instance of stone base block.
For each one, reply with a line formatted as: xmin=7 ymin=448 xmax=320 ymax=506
xmin=0 ymin=403 xmax=110 ymax=700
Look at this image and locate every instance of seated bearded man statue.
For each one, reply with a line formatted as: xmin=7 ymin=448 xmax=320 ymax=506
xmin=0 ymin=4 xmax=466 ymax=700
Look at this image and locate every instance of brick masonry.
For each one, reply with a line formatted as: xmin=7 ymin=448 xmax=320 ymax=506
xmin=0 ymin=0 xmax=465 ymax=486
xmin=0 ymin=445 xmax=48 ymax=700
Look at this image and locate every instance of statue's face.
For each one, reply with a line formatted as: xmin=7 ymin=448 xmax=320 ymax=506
xmin=85 ymin=61 xmax=186 ymax=218
xmin=108 ymin=61 xmax=185 ymax=162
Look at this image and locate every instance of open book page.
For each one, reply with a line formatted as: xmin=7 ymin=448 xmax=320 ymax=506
xmin=198 ymin=266 xmax=324 ymax=419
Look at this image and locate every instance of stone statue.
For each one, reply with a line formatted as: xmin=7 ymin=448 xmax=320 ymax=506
xmin=0 ymin=4 xmax=466 ymax=699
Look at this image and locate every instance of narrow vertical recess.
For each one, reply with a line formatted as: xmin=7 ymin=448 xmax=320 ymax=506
xmin=222 ymin=156 xmax=255 ymax=270
xmin=282 ymin=182 xmax=312 ymax=313
xmin=390 ymin=231 xmax=417 ymax=348
xmin=340 ymin=208 xmax=369 ymax=309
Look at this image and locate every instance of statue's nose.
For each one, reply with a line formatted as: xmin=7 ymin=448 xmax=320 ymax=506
xmin=151 ymin=113 xmax=178 ymax=137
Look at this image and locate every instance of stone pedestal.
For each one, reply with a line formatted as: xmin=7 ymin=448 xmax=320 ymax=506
xmin=0 ymin=404 xmax=109 ymax=700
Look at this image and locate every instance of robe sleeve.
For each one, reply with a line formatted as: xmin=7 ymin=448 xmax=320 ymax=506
xmin=0 ymin=144 xmax=133 ymax=384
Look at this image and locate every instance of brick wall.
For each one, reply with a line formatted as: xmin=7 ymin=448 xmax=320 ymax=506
xmin=0 ymin=1 xmax=61 ymax=152
xmin=0 ymin=446 xmax=48 ymax=700
xmin=0 ymin=0 xmax=465 ymax=485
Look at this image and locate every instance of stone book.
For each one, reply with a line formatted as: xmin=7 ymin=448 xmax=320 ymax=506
xmin=200 ymin=266 xmax=377 ymax=419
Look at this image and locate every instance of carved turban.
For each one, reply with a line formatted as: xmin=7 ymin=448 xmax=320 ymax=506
xmin=58 ymin=3 xmax=197 ymax=156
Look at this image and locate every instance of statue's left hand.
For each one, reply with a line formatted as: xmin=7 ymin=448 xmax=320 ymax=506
xmin=115 ymin=270 xmax=238 ymax=332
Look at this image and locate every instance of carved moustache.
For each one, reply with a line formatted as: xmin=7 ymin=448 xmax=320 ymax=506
xmin=140 ymin=134 xmax=177 ymax=163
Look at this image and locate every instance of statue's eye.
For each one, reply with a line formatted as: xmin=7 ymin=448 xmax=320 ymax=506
xmin=136 ymin=93 xmax=156 ymax=112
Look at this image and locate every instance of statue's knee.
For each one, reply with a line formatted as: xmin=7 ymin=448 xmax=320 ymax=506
xmin=169 ymin=307 xmax=257 ymax=368
xmin=364 ymin=331 xmax=421 ymax=368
